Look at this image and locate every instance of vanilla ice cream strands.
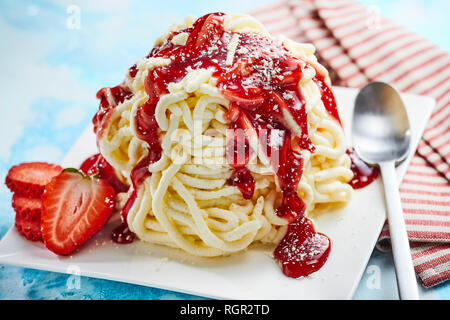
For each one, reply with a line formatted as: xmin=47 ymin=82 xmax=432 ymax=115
xmin=93 ymin=13 xmax=353 ymax=278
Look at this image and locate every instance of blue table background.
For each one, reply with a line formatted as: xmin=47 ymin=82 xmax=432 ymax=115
xmin=0 ymin=0 xmax=449 ymax=300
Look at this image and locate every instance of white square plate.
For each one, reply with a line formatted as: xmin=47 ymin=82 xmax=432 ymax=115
xmin=0 ymin=87 xmax=435 ymax=299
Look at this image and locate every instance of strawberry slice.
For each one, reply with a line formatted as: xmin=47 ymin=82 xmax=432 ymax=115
xmin=12 ymin=193 xmax=42 ymax=221
xmin=13 ymin=194 xmax=43 ymax=242
xmin=15 ymin=209 xmax=42 ymax=242
xmin=41 ymin=169 xmax=115 ymax=255
xmin=5 ymin=162 xmax=63 ymax=197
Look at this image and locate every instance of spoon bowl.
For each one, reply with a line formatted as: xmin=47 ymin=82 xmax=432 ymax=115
xmin=353 ymin=82 xmax=411 ymax=164
xmin=352 ymin=81 xmax=419 ymax=300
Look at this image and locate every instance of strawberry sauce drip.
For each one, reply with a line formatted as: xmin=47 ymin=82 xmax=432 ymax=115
xmin=93 ymin=13 xmax=343 ymax=271
xmin=274 ymin=217 xmax=331 ymax=278
xmin=111 ymin=222 xmax=136 ymax=244
xmin=93 ymin=85 xmax=133 ymax=135
xmin=112 ymin=152 xmax=160 ymax=244
xmin=315 ymin=74 xmax=341 ymax=126
xmin=347 ymin=148 xmax=380 ymax=189
xmin=129 ymin=64 xmax=138 ymax=78
xmin=227 ymin=167 xmax=255 ymax=200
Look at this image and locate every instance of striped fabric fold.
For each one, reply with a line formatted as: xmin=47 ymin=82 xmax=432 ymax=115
xmin=251 ymin=0 xmax=450 ymax=288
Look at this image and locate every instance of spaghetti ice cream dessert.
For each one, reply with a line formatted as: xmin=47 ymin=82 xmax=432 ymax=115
xmin=93 ymin=13 xmax=354 ymax=278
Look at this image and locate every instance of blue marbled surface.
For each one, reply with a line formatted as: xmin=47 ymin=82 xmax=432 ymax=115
xmin=0 ymin=0 xmax=449 ymax=300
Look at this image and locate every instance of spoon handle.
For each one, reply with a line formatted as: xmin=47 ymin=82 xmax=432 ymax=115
xmin=379 ymin=161 xmax=419 ymax=300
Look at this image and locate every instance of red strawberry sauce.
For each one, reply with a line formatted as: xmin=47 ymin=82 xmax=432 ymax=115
xmin=90 ymin=13 xmax=377 ymax=277
xmin=347 ymin=148 xmax=380 ymax=189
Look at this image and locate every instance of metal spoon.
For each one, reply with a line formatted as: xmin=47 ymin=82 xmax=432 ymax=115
xmin=352 ymin=82 xmax=419 ymax=300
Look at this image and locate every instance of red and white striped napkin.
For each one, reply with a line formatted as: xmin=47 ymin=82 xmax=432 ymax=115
xmin=251 ymin=0 xmax=450 ymax=288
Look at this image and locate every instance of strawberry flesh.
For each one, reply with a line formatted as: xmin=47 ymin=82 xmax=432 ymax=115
xmin=41 ymin=170 xmax=116 ymax=255
xmin=12 ymin=193 xmax=42 ymax=221
xmin=5 ymin=162 xmax=62 ymax=197
xmin=14 ymin=198 xmax=42 ymax=242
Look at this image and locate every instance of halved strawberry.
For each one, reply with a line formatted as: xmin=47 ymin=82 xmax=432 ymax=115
xmin=41 ymin=169 xmax=115 ymax=255
xmin=5 ymin=162 xmax=63 ymax=197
